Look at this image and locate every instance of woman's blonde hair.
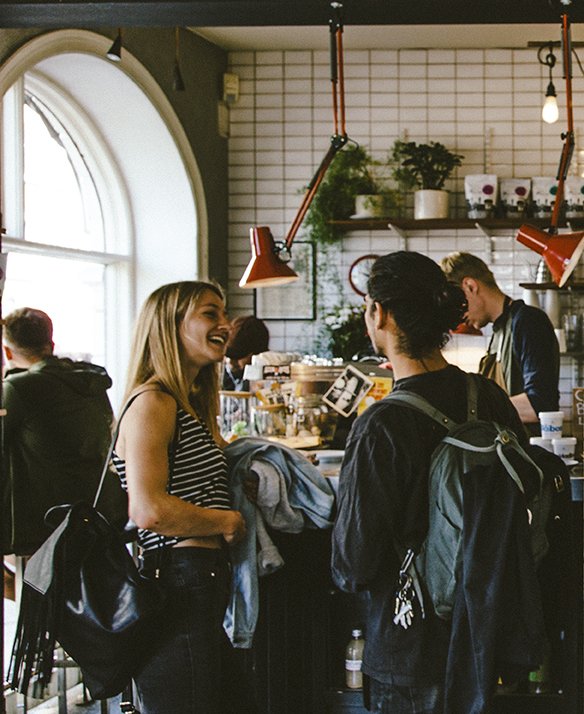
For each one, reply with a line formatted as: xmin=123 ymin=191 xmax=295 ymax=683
xmin=123 ymin=280 xmax=225 ymax=440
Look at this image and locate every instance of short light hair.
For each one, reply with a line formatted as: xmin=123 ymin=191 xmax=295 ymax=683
xmin=440 ymin=251 xmax=498 ymax=289
xmin=4 ymin=307 xmax=54 ymax=359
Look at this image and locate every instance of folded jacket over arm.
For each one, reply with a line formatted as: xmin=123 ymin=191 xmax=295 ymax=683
xmin=224 ymin=437 xmax=335 ymax=648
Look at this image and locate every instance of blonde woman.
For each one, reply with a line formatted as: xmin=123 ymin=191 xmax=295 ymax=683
xmin=112 ymin=281 xmax=246 ymax=713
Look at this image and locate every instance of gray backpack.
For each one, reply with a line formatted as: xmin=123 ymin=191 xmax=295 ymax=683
xmin=387 ymin=372 xmax=548 ymax=623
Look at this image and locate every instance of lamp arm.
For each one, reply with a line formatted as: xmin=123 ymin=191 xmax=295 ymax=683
xmin=283 ymin=1 xmax=347 ymax=251
xmin=284 ymin=134 xmax=348 ymax=249
xmin=550 ymin=12 xmax=574 ymax=234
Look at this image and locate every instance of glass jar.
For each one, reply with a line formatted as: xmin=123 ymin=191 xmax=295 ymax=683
xmin=219 ymin=390 xmax=252 ymax=441
xmin=251 ymin=403 xmax=287 ymax=437
xmin=292 ymin=394 xmax=338 ymax=444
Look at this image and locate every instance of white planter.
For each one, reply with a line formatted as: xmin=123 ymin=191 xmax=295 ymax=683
xmin=414 ymin=189 xmax=449 ymax=219
xmin=354 ymin=194 xmax=389 ymax=218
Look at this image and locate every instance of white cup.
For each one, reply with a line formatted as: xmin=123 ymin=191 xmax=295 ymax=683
xmin=554 ymin=328 xmax=567 ymax=353
xmin=551 ymin=436 xmax=577 ymax=460
xmin=529 ymin=436 xmax=554 ymax=453
xmin=538 ymin=410 xmax=564 ymax=438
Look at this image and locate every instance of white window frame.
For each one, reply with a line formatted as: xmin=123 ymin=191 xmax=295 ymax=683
xmin=1 ymin=70 xmax=133 ymax=396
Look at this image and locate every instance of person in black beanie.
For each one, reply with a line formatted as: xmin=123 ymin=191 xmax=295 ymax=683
xmin=222 ymin=316 xmax=270 ymax=391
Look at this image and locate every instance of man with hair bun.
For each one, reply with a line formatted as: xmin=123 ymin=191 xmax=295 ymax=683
xmin=332 ymin=252 xmax=528 ymax=714
xmin=441 ymin=251 xmax=559 ymax=434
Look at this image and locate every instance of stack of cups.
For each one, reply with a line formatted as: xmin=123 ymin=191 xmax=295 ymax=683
xmin=535 ymin=410 xmax=577 ymax=463
xmin=531 ymin=411 xmax=564 ymax=454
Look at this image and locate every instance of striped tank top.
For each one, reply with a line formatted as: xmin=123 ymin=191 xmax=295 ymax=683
xmin=111 ymin=406 xmax=230 ymax=551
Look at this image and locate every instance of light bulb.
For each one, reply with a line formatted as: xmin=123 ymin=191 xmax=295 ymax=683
xmin=542 ymin=81 xmax=559 ymax=124
xmin=542 ymin=95 xmax=559 ymax=124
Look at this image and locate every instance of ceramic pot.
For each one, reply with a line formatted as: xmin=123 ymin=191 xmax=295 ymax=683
xmin=414 ymin=189 xmax=449 ymax=219
xmin=354 ymin=194 xmax=388 ymax=218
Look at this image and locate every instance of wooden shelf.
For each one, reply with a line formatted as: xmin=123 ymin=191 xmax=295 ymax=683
xmin=519 ymin=282 xmax=584 ymax=291
xmin=330 ymin=217 xmax=584 ymax=233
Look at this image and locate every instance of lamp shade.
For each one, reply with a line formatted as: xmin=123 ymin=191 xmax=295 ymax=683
xmin=239 ymin=227 xmax=299 ymax=288
xmin=517 ymin=223 xmax=584 ymax=287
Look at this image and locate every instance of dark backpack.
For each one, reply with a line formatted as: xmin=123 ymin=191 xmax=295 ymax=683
xmin=387 ymin=372 xmax=568 ymax=622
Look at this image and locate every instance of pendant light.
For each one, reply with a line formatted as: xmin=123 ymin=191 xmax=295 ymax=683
xmin=539 ymin=43 xmax=559 ymax=124
xmin=239 ymin=2 xmax=349 ymax=289
xmin=106 ymin=29 xmax=122 ymax=62
xmin=517 ymin=13 xmax=584 ymax=287
xmin=173 ymin=27 xmax=186 ymax=92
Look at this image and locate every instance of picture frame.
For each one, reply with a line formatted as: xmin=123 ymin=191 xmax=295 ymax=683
xmin=322 ymin=364 xmax=374 ymax=418
xmin=254 ymin=241 xmax=316 ymax=320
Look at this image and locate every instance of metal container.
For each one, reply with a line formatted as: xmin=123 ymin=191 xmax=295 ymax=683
xmin=290 ymin=363 xmax=345 ymax=397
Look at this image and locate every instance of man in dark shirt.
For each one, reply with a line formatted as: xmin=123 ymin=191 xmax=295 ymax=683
xmin=331 ymin=252 xmax=528 ymax=714
xmin=3 ymin=307 xmax=114 ymax=560
xmin=441 ymin=251 xmax=560 ymax=434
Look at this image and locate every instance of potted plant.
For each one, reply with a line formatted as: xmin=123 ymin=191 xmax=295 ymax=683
xmin=304 ymin=144 xmax=400 ymax=244
xmin=390 ymin=140 xmax=464 ymax=219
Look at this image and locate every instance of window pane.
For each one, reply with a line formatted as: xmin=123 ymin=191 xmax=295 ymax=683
xmin=23 ymin=95 xmax=104 ymax=251
xmin=3 ymin=253 xmax=106 ymax=366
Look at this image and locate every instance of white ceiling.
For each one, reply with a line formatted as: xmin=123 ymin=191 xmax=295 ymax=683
xmin=193 ymin=23 xmax=584 ymax=51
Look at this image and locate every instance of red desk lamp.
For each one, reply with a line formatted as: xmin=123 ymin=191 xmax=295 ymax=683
xmin=239 ymin=2 xmax=349 ymax=288
xmin=516 ymin=11 xmax=584 ymax=287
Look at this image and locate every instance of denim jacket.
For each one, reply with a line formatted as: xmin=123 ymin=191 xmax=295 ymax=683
xmin=223 ymin=437 xmax=335 ymax=648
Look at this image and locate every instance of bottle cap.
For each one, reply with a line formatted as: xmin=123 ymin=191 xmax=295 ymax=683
xmin=351 ymin=628 xmax=363 ymax=638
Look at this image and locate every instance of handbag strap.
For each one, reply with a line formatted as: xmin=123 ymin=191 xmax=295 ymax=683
xmin=92 ymin=391 xmax=143 ymax=509
xmin=93 ymin=389 xmax=179 ymax=509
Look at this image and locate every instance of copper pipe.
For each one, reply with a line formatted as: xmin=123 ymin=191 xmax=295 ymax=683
xmin=550 ymin=13 xmax=574 ymax=233
xmin=336 ymin=24 xmax=346 ymax=137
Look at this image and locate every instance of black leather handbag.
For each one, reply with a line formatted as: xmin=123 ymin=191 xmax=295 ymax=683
xmin=9 ymin=395 xmax=167 ymax=701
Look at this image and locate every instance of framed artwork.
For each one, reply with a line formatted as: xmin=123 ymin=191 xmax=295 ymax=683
xmin=254 ymin=241 xmax=316 ymax=320
xmin=322 ymin=364 xmax=374 ymax=417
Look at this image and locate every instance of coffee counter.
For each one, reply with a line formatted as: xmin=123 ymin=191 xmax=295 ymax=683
xmin=227 ymin=497 xmax=582 ymax=714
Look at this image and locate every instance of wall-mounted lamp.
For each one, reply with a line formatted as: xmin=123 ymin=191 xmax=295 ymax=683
xmin=517 ymin=13 xmax=584 ymax=287
xmin=106 ymin=29 xmax=122 ymax=62
xmin=173 ymin=27 xmax=186 ymax=92
xmin=239 ymin=1 xmax=349 ymax=289
xmin=538 ymin=43 xmax=559 ymax=124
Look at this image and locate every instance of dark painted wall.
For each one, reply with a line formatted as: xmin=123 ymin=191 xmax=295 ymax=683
xmin=0 ymin=26 xmax=229 ymax=287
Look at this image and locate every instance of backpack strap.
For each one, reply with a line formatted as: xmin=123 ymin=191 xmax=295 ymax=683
xmin=385 ymin=390 xmax=457 ymax=430
xmin=92 ymin=391 xmax=144 ymax=509
xmin=386 ymin=372 xmax=481 ymax=431
xmin=465 ymin=372 xmax=479 ymax=421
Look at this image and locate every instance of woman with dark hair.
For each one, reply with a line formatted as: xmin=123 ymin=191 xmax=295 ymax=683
xmin=331 ymin=252 xmax=526 ymax=714
xmin=112 ymin=280 xmax=246 ymax=713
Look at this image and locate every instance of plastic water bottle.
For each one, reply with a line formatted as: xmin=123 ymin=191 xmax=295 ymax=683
xmin=345 ymin=628 xmax=365 ymax=689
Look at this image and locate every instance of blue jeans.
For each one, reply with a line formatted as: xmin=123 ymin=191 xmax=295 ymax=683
xmin=135 ymin=547 xmax=230 ymax=714
xmin=369 ymin=678 xmax=444 ymax=714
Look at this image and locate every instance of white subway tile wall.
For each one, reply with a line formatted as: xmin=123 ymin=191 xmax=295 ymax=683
xmin=226 ymin=46 xmax=584 ymax=433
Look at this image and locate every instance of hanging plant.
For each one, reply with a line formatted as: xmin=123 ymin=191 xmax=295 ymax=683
xmin=304 ymin=144 xmax=400 ymax=244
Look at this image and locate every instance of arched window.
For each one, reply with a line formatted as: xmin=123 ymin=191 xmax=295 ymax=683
xmin=1 ymin=31 xmax=207 ymax=406
xmin=2 ymin=76 xmax=126 ymax=367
